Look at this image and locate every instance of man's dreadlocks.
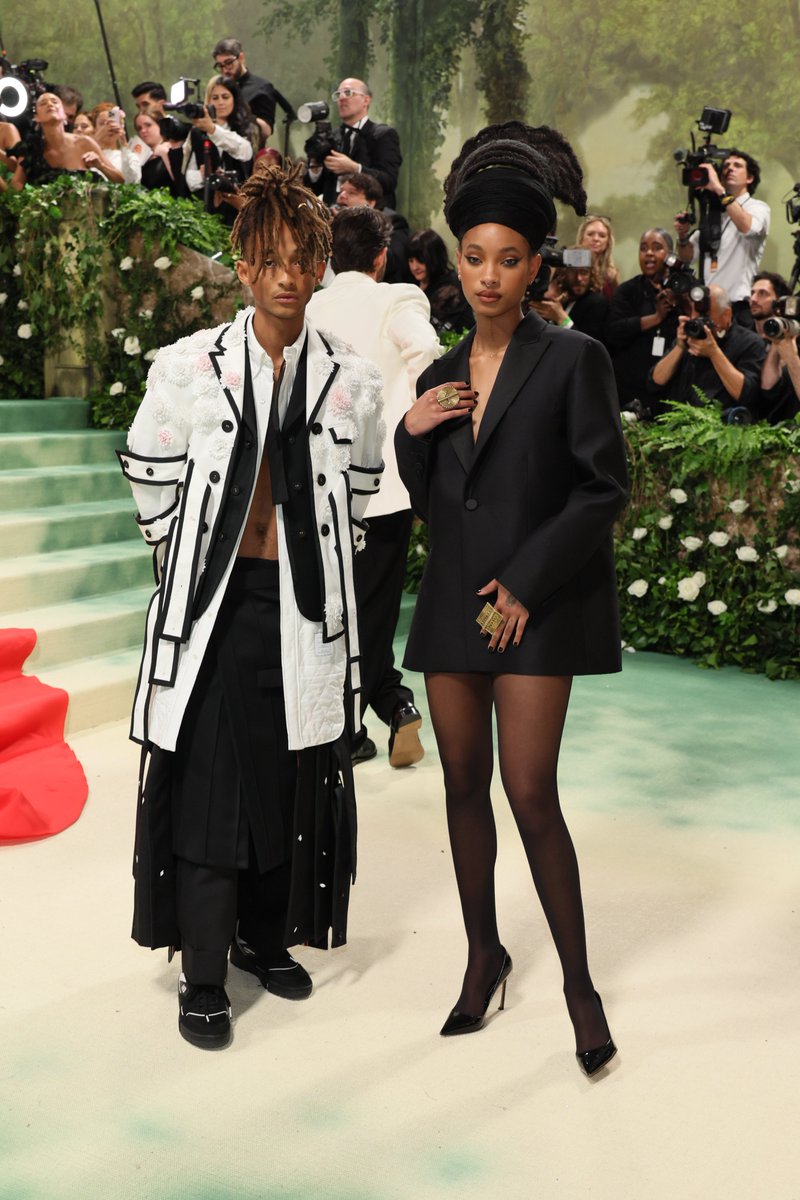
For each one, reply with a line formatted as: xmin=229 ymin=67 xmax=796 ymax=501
xmin=231 ymin=157 xmax=332 ymax=278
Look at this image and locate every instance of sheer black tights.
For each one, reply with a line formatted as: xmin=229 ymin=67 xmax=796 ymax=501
xmin=426 ymin=671 xmax=609 ymax=1052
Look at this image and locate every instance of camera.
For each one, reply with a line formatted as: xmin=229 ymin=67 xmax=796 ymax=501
xmin=663 ymin=254 xmax=696 ymax=294
xmin=163 ymin=78 xmax=206 ymax=122
xmin=206 ymin=169 xmax=239 ymax=195
xmin=0 ymin=56 xmax=50 ymax=122
xmin=527 ymin=238 xmax=593 ymax=301
xmin=159 ymin=115 xmax=190 ymax=142
xmin=724 ymin=406 xmax=753 ymax=425
xmin=298 ymin=100 xmax=335 ymax=166
xmin=684 ymin=316 xmax=712 ymax=338
xmin=673 ymin=107 xmax=733 ymax=192
xmin=763 ymin=295 xmax=800 ymax=341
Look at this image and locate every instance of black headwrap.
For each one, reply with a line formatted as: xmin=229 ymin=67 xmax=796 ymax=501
xmin=446 ymin=166 xmax=556 ymax=251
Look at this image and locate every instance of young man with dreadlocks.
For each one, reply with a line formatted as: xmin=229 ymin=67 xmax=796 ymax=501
xmin=118 ymin=160 xmax=385 ymax=1048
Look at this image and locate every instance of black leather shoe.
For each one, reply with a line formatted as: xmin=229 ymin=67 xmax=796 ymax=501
xmin=230 ymin=939 xmax=313 ymax=1000
xmin=178 ymin=974 xmax=231 ymax=1049
xmin=388 ymin=702 xmax=424 ymax=768
xmin=576 ymin=992 xmax=618 ymax=1077
xmin=351 ymin=735 xmax=377 ymax=765
xmin=440 ymin=949 xmax=513 ymax=1037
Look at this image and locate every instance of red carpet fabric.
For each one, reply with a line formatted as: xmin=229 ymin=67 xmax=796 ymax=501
xmin=0 ymin=628 xmax=88 ymax=841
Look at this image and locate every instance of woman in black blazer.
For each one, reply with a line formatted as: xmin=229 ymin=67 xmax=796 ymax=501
xmin=394 ymin=123 xmax=627 ymax=1076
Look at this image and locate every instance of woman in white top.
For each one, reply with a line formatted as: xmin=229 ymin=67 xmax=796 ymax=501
xmin=90 ymin=103 xmax=142 ymax=185
xmin=185 ymin=77 xmax=255 ymax=222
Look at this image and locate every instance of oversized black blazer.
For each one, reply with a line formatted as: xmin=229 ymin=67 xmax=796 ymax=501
xmin=394 ymin=311 xmax=628 ymax=676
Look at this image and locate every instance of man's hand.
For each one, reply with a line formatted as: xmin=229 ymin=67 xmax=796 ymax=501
xmin=323 ymin=149 xmax=358 ymax=175
xmin=531 ymin=297 xmax=568 ymax=325
xmin=774 ymin=336 xmax=800 ymax=364
xmin=191 ymin=107 xmax=216 ymax=136
xmin=699 ymin=161 xmax=725 ymax=196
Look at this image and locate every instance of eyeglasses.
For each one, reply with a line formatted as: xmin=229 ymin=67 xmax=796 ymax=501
xmin=214 ymin=56 xmax=239 ymax=69
xmin=332 ymin=88 xmax=366 ymax=100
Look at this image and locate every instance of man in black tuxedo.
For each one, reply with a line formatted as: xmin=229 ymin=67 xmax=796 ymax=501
xmin=307 ymin=77 xmax=402 ymax=209
xmin=212 ymin=36 xmax=278 ymax=137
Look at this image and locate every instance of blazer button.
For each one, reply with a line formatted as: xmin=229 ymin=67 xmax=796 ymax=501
xmin=244 ymin=438 xmax=253 ymax=449
xmin=210 ymin=470 xmax=220 ymax=483
xmin=122 ymin=460 xmax=129 ymax=470
xmin=317 ymin=473 xmax=326 ymax=486
xmin=145 ymin=529 xmax=152 ymax=538
xmin=232 ymin=485 xmax=241 ymax=496
xmin=146 ymin=467 xmax=154 ymax=476
xmin=288 ymin=435 xmax=296 ymax=445
xmin=465 ymin=498 xmax=478 ymax=511
xmin=298 ymin=529 xmax=307 ymax=539
xmin=374 ymin=478 xmax=380 ymax=487
xmin=222 ymin=419 xmax=234 ymax=432
xmin=218 ymin=531 xmax=226 ymax=542
xmin=311 ymin=422 xmax=323 ymax=435
xmin=321 ymin=524 xmax=330 ymax=536
xmin=202 ymin=523 xmax=208 ymax=533
xmin=292 ymin=481 xmax=303 ymax=492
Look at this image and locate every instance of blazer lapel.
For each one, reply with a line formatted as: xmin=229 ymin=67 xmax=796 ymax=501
xmin=471 ymin=312 xmax=550 ymax=467
xmin=208 ymin=311 xmax=248 ymax=429
xmin=439 ymin=329 xmax=475 ymax=476
xmin=306 ymin=323 xmax=340 ymax=426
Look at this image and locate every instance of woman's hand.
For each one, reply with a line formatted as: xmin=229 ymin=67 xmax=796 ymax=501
xmin=477 ymin=578 xmax=530 ymax=652
xmin=192 ymin=107 xmax=216 ymax=136
xmin=403 ymin=380 xmax=477 ymax=437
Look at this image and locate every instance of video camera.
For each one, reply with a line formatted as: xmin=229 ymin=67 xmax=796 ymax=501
xmin=163 ymin=78 xmax=207 ymax=122
xmin=762 ymin=295 xmax=800 ymax=342
xmin=528 ymin=238 xmax=593 ymax=301
xmin=298 ymin=100 xmax=335 ymax=166
xmin=0 ymin=55 xmax=50 ymax=123
xmin=673 ymin=107 xmax=733 ymax=195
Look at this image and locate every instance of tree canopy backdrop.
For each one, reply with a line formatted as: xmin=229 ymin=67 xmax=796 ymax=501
xmin=4 ymin=0 xmax=799 ymax=274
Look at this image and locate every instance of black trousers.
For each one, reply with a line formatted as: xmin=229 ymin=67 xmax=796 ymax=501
xmin=353 ymin=509 xmax=415 ymax=736
xmin=169 ymin=558 xmax=295 ymax=983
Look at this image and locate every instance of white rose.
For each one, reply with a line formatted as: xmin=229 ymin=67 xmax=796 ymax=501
xmin=677 ymin=576 xmax=701 ymax=601
xmin=144 ymin=348 xmax=158 ymax=362
xmin=621 ymin=410 xmax=638 ymax=424
xmin=728 ymin=499 xmax=749 ymax=514
xmin=0 ymin=354 xmax=4 ymax=365
xmin=624 ymin=645 xmax=636 ymax=653
xmin=736 ymin=546 xmax=759 ymax=563
xmin=191 ymin=285 xmax=204 ymax=300
xmin=785 ymin=589 xmax=800 ymax=606
xmin=17 ymin=324 xmax=32 ymax=339
xmin=111 ymin=327 xmax=125 ymax=339
xmin=109 ymin=381 xmax=125 ymax=395
xmin=669 ymin=487 xmax=688 ymax=504
xmin=139 ymin=309 xmax=153 ymax=320
xmin=120 ymin=256 xmax=134 ymax=271
xmin=708 ymin=531 xmax=730 ymax=548
xmin=153 ymin=256 xmax=172 ymax=270
xmin=658 ymin=576 xmax=666 ymax=584
xmin=692 ymin=572 xmax=706 ymax=587
xmin=13 ymin=263 xmax=22 ymax=276
xmin=681 ymin=536 xmax=703 ymax=551
xmin=17 ymin=299 xmax=27 ymax=310
xmin=632 ymin=527 xmax=648 ymax=541
xmin=757 ymin=599 xmax=777 ymax=614
xmin=0 ymin=293 xmax=6 ymax=305
xmin=707 ymin=600 xmax=727 ymax=616
xmin=124 ymin=335 xmax=141 ymax=355
xmin=627 ymin=579 xmax=649 ymax=597
xmin=658 ymin=515 xmax=673 ymax=530
xmin=774 ymin=545 xmax=788 ymax=560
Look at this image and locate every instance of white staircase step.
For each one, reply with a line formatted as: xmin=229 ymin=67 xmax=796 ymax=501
xmin=4 ymin=587 xmax=153 ymax=670
xmin=38 ymin=648 xmax=142 ymax=736
xmin=0 ymin=499 xmax=137 ymax=556
xmin=0 ymin=540 xmax=152 ymax=613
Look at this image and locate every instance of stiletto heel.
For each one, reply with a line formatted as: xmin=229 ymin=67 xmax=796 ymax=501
xmin=575 ymin=991 xmax=617 ymax=1077
xmin=440 ymin=949 xmax=513 ymax=1037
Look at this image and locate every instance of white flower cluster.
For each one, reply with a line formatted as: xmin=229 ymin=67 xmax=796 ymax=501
xmin=677 ymin=571 xmax=706 ymax=601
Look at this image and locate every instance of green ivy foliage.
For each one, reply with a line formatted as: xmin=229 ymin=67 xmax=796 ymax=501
xmin=406 ymin=389 xmax=800 ymax=681
xmin=0 ymin=177 xmax=239 ymax=426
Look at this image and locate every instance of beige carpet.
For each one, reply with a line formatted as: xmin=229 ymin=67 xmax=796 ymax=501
xmin=1 ymin=651 xmax=797 ymax=1200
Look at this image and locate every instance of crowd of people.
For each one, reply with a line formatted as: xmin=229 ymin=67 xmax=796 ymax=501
xmin=2 ymin=37 xmax=798 ymax=425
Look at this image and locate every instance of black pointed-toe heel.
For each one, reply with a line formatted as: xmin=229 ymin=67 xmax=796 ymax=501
xmin=440 ymin=949 xmax=513 ymax=1037
xmin=576 ymin=991 xmax=617 ymax=1077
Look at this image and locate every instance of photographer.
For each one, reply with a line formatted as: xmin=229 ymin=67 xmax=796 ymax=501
xmin=749 ymin=272 xmax=800 ymax=423
xmin=648 ymin=282 xmax=765 ymax=419
xmin=90 ymin=103 xmax=141 ymax=184
xmin=674 ymin=150 xmax=770 ymax=325
xmin=530 ymin=258 xmax=609 ymax=342
xmin=184 ymin=77 xmax=255 ymax=224
xmin=606 ymin=228 xmax=679 ymax=412
xmin=305 ymin=77 xmax=401 ymax=209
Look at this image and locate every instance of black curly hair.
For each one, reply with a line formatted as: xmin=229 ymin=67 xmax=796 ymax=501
xmin=443 ymin=121 xmax=587 ymax=233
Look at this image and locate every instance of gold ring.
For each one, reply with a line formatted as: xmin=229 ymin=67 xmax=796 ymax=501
xmin=437 ymin=385 xmax=460 ymax=410
xmin=476 ymin=603 xmax=504 ymax=634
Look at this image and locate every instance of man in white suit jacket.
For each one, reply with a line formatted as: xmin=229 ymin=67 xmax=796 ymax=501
xmin=119 ymin=164 xmax=384 ymax=1049
xmin=307 ymin=206 xmax=440 ymax=767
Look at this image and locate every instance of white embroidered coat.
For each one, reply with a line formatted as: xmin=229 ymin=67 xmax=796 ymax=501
xmin=119 ymin=308 xmax=385 ymax=752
